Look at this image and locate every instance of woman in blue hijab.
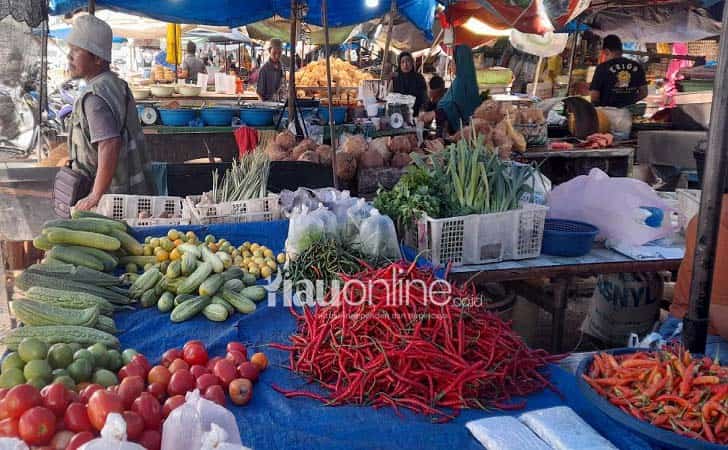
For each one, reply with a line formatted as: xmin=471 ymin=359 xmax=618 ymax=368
xmin=435 ymin=45 xmax=480 ymax=136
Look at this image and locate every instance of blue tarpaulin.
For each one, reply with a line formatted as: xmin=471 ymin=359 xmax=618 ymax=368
xmin=117 ymin=221 xmax=653 ymax=450
xmin=49 ymin=0 xmax=436 ymax=39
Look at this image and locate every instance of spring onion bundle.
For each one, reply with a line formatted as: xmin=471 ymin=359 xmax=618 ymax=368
xmin=210 ymin=147 xmax=270 ymax=203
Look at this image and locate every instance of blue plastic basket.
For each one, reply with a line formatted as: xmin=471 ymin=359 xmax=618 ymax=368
xmin=240 ymin=108 xmax=276 ymax=127
xmin=158 ymin=108 xmax=197 ymax=127
xmin=200 ymin=107 xmax=235 ymax=126
xmin=541 ymin=219 xmax=599 ymax=257
xmin=318 ymin=106 xmax=347 ymax=124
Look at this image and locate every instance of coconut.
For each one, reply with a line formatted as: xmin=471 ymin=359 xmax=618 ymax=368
xmin=266 ymin=142 xmax=290 ymax=161
xmin=359 ymin=148 xmax=385 ymax=169
xmin=391 ymin=152 xmax=412 ymax=168
xmin=275 ymin=130 xmax=296 ymax=149
xmin=342 ymin=135 xmax=368 ymax=161
xmin=336 ymin=151 xmax=358 ymax=181
xmin=298 ymin=150 xmax=320 ymax=163
xmin=291 ymin=138 xmax=317 ymax=160
xmin=369 ymin=137 xmax=391 ymax=161
xmin=389 ymin=135 xmax=411 ymax=153
xmin=316 ymin=145 xmax=333 ymax=165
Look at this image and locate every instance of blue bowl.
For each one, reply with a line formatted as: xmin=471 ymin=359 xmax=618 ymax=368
xmin=280 ymin=107 xmax=317 ymax=122
xmin=200 ymin=107 xmax=235 ymax=126
xmin=318 ymin=106 xmax=347 ymax=124
xmin=240 ymin=108 xmax=276 ymax=127
xmin=577 ymin=348 xmax=723 ymax=450
xmin=158 ymin=108 xmax=197 ymax=127
xmin=541 ymin=219 xmax=599 ymax=257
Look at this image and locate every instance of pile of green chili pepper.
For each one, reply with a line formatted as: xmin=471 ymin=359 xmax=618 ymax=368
xmin=284 ymin=239 xmax=371 ymax=287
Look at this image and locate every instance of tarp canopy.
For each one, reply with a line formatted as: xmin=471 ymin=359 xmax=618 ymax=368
xmin=60 ymin=10 xmax=199 ymax=40
xmin=246 ymin=17 xmax=355 ymax=46
xmin=46 ymin=26 xmax=128 ymax=43
xmin=49 ymin=0 xmax=437 ymax=38
xmin=185 ymin=28 xmax=253 ymax=44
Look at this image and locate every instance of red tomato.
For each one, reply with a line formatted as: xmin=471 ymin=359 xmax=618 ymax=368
xmin=107 ymin=385 xmax=120 ymax=396
xmin=167 ymin=359 xmax=189 ymax=374
xmin=146 ymin=382 xmax=166 ymax=402
xmin=226 ymin=342 xmax=247 ymax=358
xmin=86 ymin=390 xmax=123 ymax=431
xmin=136 ymin=429 xmax=161 ymax=450
xmin=118 ymin=363 xmax=146 ymax=381
xmin=66 ymin=431 xmax=94 ymax=450
xmin=183 ymin=340 xmax=204 ymax=352
xmin=67 ymin=390 xmax=80 ymax=404
xmin=79 ymin=384 xmax=104 ymax=405
xmin=213 ymin=359 xmax=238 ymax=387
xmin=228 ymin=379 xmax=253 ymax=406
xmin=41 ymin=383 xmax=70 ymax=418
xmin=131 ymin=393 xmax=162 ymax=431
xmin=0 ymin=388 xmax=8 ymax=401
xmin=131 ymin=354 xmax=151 ymax=374
xmin=167 ymin=370 xmax=195 ymax=397
xmin=0 ymin=400 xmax=8 ymax=420
xmin=189 ymin=365 xmax=209 ymax=379
xmin=118 ymin=376 xmax=145 ymax=410
xmin=206 ymin=357 xmax=223 ymax=372
xmin=182 ymin=344 xmax=208 ymax=367
xmin=122 ymin=410 xmax=144 ymax=441
xmin=237 ymin=362 xmax=260 ymax=383
xmin=49 ymin=429 xmax=74 ymax=449
xmin=195 ymin=373 xmax=220 ymax=393
xmin=203 ymin=385 xmax=226 ymax=406
xmin=147 ymin=366 xmax=171 ymax=387
xmin=4 ymin=384 xmax=42 ymax=419
xmin=18 ymin=406 xmax=56 ymax=445
xmin=225 ymin=351 xmax=246 ymax=366
xmin=63 ymin=403 xmax=93 ymax=433
xmin=161 ymin=348 xmax=183 ymax=367
xmin=162 ymin=395 xmax=185 ymax=418
xmin=0 ymin=417 xmax=19 ymax=437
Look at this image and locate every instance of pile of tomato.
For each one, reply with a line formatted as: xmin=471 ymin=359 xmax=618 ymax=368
xmin=0 ymin=340 xmax=267 ymax=449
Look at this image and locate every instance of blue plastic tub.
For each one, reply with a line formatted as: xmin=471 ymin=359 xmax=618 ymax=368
xmin=541 ymin=219 xmax=599 ymax=257
xmin=318 ymin=106 xmax=347 ymax=124
xmin=158 ymin=108 xmax=197 ymax=127
xmin=240 ymin=108 xmax=276 ymax=127
xmin=200 ymin=107 xmax=235 ymax=126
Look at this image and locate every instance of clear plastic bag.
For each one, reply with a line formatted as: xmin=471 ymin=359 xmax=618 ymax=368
xmin=466 ymin=416 xmax=550 ymax=450
xmin=286 ymin=205 xmax=325 ymax=256
xmin=161 ymin=390 xmax=241 ymax=450
xmin=519 ymin=406 xmax=617 ymax=450
xmin=80 ymin=413 xmax=145 ymax=450
xmin=547 ymin=168 xmax=675 ymax=246
xmin=0 ymin=438 xmax=28 ymax=450
xmin=355 ymin=209 xmax=401 ymax=260
xmin=309 ymin=204 xmax=339 ymax=240
xmin=344 ymin=198 xmax=373 ymax=244
xmin=200 ymin=424 xmax=251 ymax=450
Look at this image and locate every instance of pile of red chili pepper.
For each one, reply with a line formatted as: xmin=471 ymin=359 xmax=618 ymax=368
xmin=582 ymin=345 xmax=728 ymax=444
xmin=271 ymin=261 xmax=557 ymax=422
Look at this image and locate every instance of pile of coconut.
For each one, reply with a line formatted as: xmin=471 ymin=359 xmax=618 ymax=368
xmin=265 ymin=131 xmax=333 ymax=165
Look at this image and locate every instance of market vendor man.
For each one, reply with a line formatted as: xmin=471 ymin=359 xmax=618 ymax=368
xmin=181 ymin=41 xmax=206 ymax=83
xmin=66 ymin=14 xmax=153 ymax=210
xmin=589 ymin=35 xmax=648 ymax=108
xmin=256 ymin=38 xmax=284 ymax=102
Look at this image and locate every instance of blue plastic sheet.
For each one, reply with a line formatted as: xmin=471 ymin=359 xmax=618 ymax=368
xmin=49 ymin=0 xmax=436 ymax=38
xmin=121 ymin=221 xmax=652 ymax=449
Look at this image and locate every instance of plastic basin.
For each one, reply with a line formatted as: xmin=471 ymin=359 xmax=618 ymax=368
xmin=240 ymin=108 xmax=276 ymax=127
xmin=200 ymin=107 xmax=235 ymax=126
xmin=158 ymin=108 xmax=197 ymax=127
xmin=318 ymin=106 xmax=347 ymax=124
xmin=541 ymin=219 xmax=599 ymax=257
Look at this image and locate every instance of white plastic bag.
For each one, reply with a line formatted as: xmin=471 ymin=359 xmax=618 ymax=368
xmin=161 ymin=390 xmax=241 ymax=450
xmin=547 ymin=168 xmax=674 ymax=246
xmin=0 ymin=438 xmax=28 ymax=450
xmin=80 ymin=413 xmax=145 ymax=450
xmin=345 ymin=198 xmax=373 ymax=243
xmin=355 ymin=209 xmax=401 ymax=260
xmin=200 ymin=424 xmax=251 ymax=450
xmin=309 ymin=204 xmax=339 ymax=240
xmin=519 ymin=406 xmax=617 ymax=450
xmin=286 ymin=205 xmax=325 ymax=256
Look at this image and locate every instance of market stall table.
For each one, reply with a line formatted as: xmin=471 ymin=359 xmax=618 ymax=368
xmin=100 ymin=222 xmax=655 ymax=450
xmin=518 ymin=147 xmax=635 ymax=186
xmin=448 ymin=247 xmax=682 ymax=353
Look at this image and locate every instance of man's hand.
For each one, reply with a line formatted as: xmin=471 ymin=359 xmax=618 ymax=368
xmin=74 ymin=192 xmax=102 ymax=211
xmin=419 ymin=111 xmax=436 ymax=124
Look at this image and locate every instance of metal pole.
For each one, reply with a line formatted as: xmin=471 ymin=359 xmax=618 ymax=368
xmin=683 ymin=0 xmax=728 ymax=353
xmin=289 ymin=0 xmax=300 ymax=136
xmin=381 ymin=0 xmax=396 ymax=79
xmin=565 ymin=31 xmax=579 ymax=97
xmin=322 ymin=0 xmax=338 ymax=189
xmin=88 ymin=0 xmax=95 ymax=15
xmin=531 ymin=56 xmax=543 ymax=97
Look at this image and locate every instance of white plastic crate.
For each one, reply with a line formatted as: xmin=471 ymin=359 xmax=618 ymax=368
xmin=676 ymin=189 xmax=701 ymax=231
xmin=95 ymin=194 xmax=191 ymax=227
xmin=185 ymin=194 xmax=281 ymax=225
xmin=416 ymin=203 xmax=549 ymax=267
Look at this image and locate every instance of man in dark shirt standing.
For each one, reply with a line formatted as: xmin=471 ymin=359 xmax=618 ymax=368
xmin=423 ymin=75 xmax=446 ymax=113
xmin=256 ymin=39 xmax=284 ymax=102
xmin=589 ymin=35 xmax=648 ymax=108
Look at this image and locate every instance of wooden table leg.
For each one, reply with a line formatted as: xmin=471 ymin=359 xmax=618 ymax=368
xmin=551 ymin=277 xmax=571 ymax=353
